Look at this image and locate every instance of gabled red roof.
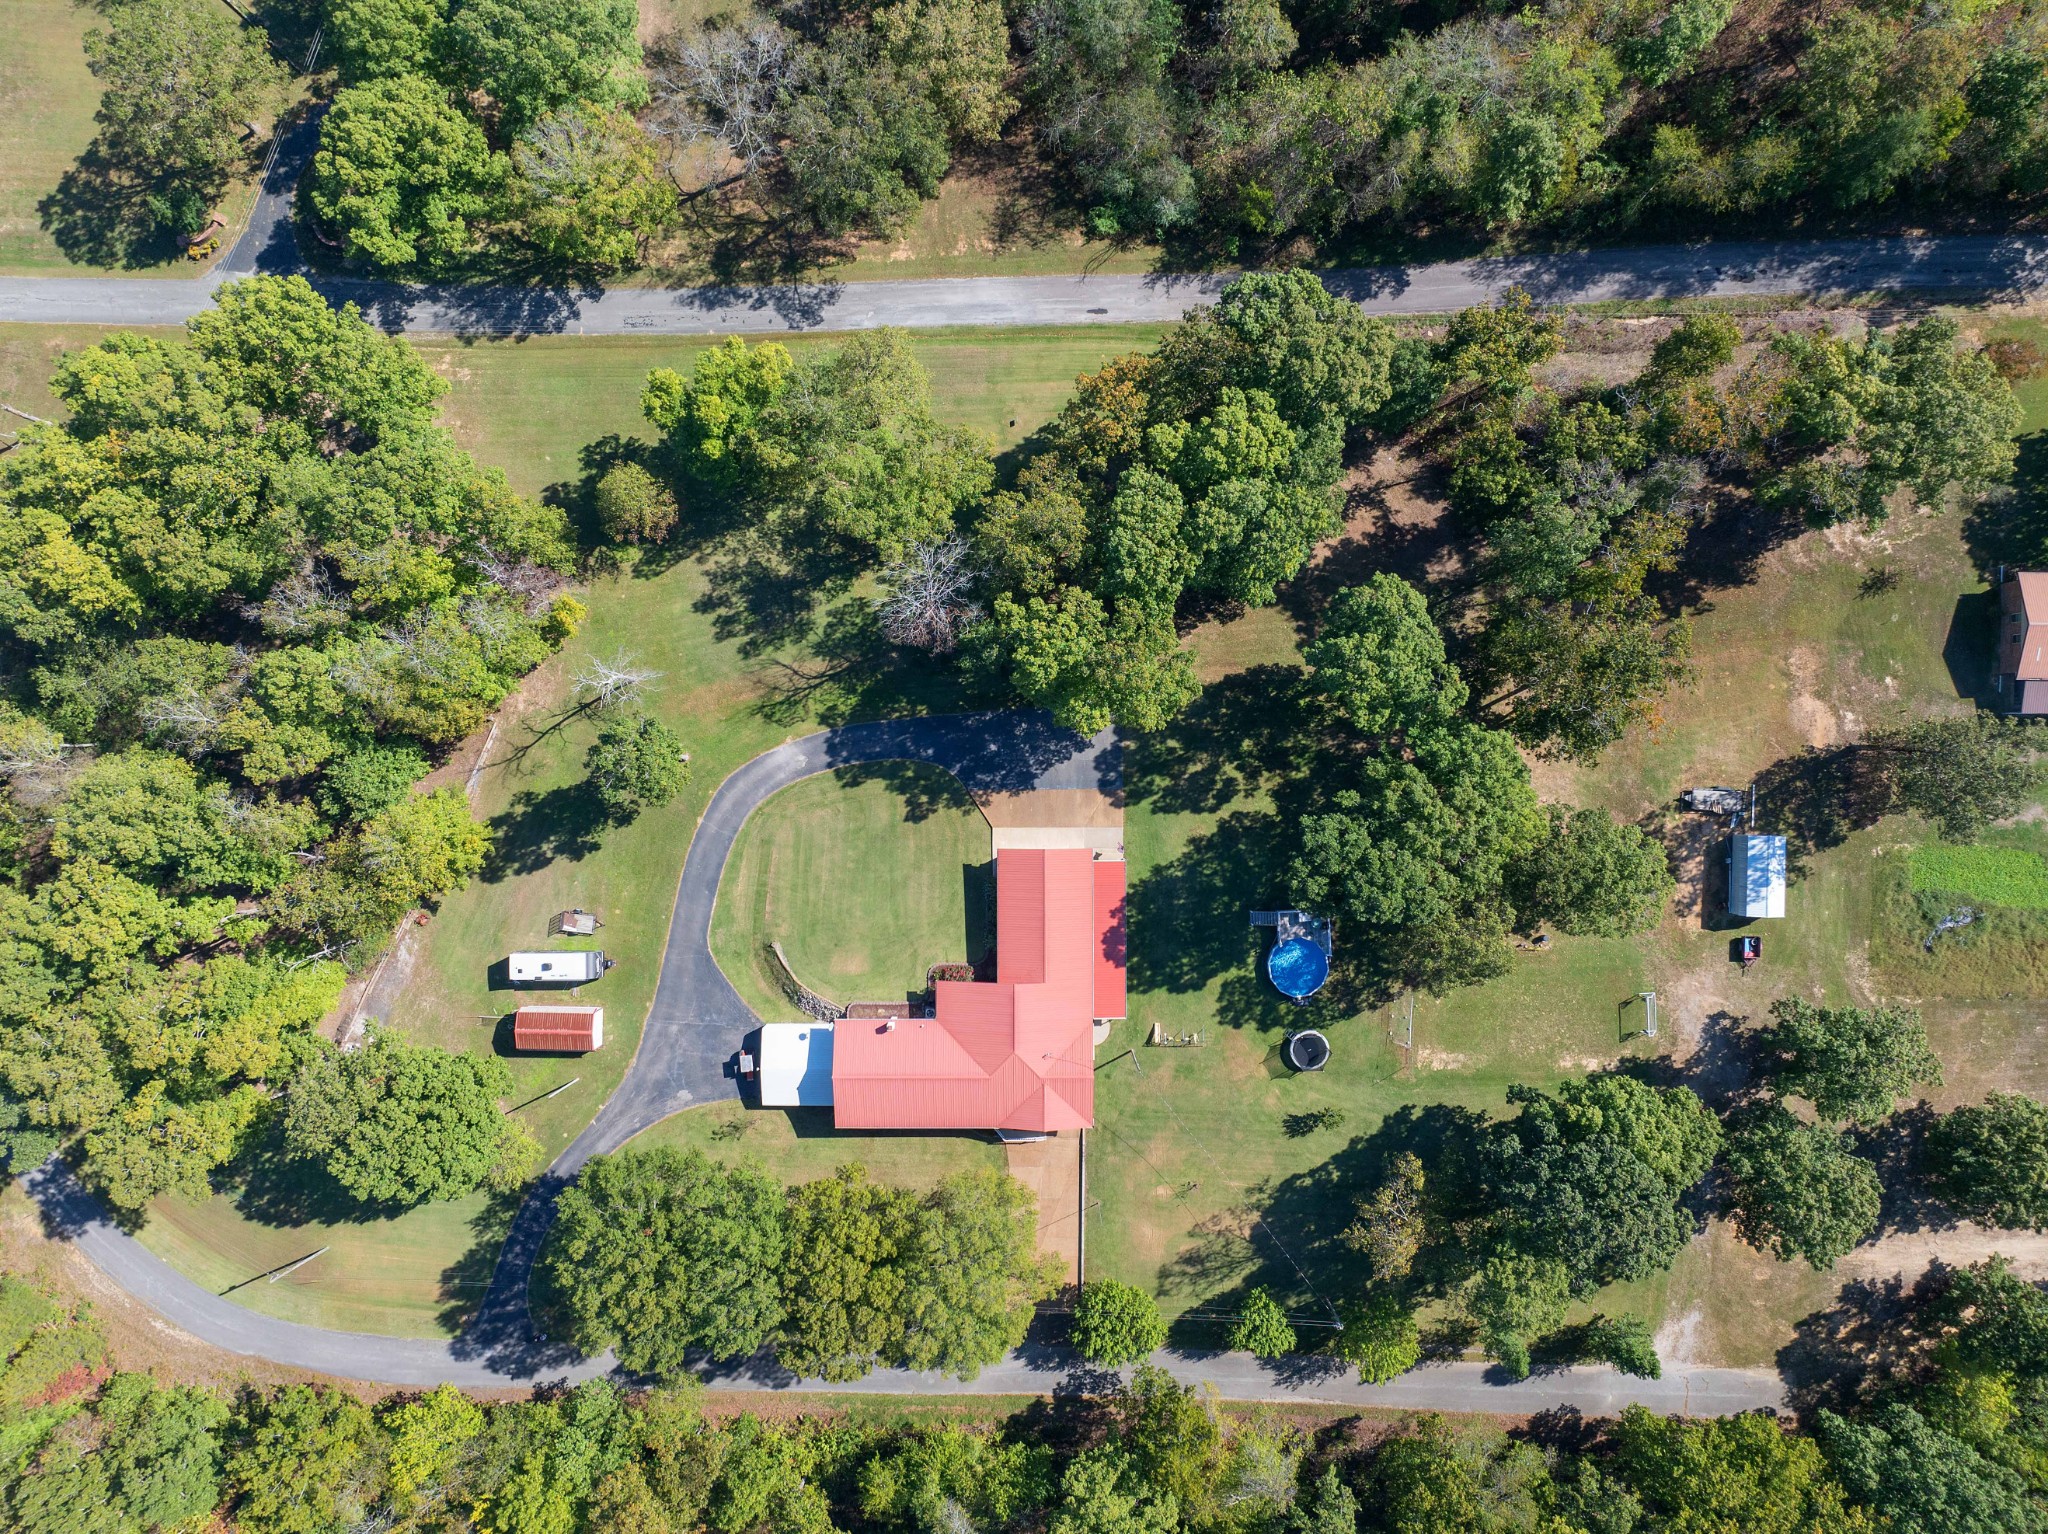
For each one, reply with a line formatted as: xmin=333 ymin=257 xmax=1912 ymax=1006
xmin=513 ymin=1005 xmax=603 ymax=1053
xmin=831 ymin=848 xmax=1122 ymax=1132
xmin=1095 ymin=860 xmax=1127 ymax=1023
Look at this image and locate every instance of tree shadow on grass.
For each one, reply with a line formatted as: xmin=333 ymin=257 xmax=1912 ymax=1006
xmin=226 ymin=1126 xmax=393 ymax=1229
xmin=1961 ymin=431 xmax=2048 ymax=577
xmin=37 ymin=146 xmax=191 ymax=270
xmin=694 ymin=524 xmax=864 ymax=659
xmin=1152 ymin=1105 xmax=1496 ymax=1317
xmin=826 ymin=758 xmax=977 ymax=822
xmin=438 ymin=1186 xmax=522 ymax=1333
xmin=1123 ymin=665 xmax=1321 ymax=818
xmin=1125 ymin=808 xmax=1287 ymax=1002
xmin=480 ymin=782 xmax=609 ymax=883
xmin=1749 ymin=743 xmax=1889 ymax=883
xmin=1849 ymin=1102 xmax=1953 ymax=1240
xmin=753 ymin=599 xmax=969 ymax=729
xmin=1777 ymin=1267 xmax=1944 ymax=1418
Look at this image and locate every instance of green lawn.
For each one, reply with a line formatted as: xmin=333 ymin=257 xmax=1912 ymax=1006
xmin=709 ymin=767 xmax=992 ymax=1017
xmin=0 ymin=0 xmax=273 ymax=275
xmin=626 ymin=1099 xmax=1004 ymax=1188
xmin=420 ymin=325 xmax=1169 ymax=479
xmin=135 ymin=1175 xmax=504 ymax=1340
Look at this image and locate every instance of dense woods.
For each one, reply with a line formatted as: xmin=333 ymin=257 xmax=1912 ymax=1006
xmin=239 ymin=0 xmax=2048 ymax=273
xmin=0 ymin=277 xmax=574 ymax=1213
xmin=4 ymin=1256 xmax=2048 ymax=1531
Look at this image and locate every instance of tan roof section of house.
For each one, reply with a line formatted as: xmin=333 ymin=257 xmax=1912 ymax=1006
xmin=979 ymin=786 xmax=1125 ymax=855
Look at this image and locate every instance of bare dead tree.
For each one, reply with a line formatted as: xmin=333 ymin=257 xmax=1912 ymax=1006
xmin=513 ymin=106 xmax=613 ymax=203
xmin=574 ymin=650 xmax=662 ymax=712
xmin=0 ymin=716 xmax=65 ymax=780
xmin=248 ymin=562 xmax=348 ymax=638
xmin=646 ymin=23 xmax=793 ymax=195
xmin=875 ymin=536 xmax=983 ymax=654
xmin=472 ymin=544 xmax=564 ymax=611
xmin=141 ymin=686 xmax=230 ymax=756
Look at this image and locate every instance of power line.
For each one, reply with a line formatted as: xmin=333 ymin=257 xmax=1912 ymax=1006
xmin=1124 ymin=1049 xmax=1343 ymax=1329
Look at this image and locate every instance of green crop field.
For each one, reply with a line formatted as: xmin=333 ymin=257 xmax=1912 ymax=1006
xmin=1910 ymin=843 xmax=2048 ymax=908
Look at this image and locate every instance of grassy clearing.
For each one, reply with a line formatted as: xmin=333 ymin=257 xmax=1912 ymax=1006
xmin=0 ymin=0 xmax=273 ymax=276
xmin=626 ymin=1099 xmax=1004 ymax=1188
xmin=0 ymin=0 xmax=101 ymax=274
xmin=420 ymin=324 xmax=1170 ymax=484
xmin=134 ymin=1180 xmax=503 ymax=1340
xmin=709 ymin=767 xmax=991 ymax=1017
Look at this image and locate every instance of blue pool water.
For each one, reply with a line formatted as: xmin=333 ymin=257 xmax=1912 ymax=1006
xmin=1267 ymin=937 xmax=1329 ymax=998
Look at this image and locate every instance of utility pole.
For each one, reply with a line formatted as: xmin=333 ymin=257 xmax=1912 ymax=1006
xmin=268 ymin=1247 xmax=328 ymax=1283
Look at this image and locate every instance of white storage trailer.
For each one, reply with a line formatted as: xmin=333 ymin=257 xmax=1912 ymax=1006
xmin=1728 ymin=834 xmax=1787 ymax=920
xmin=507 ymin=951 xmax=608 ymax=984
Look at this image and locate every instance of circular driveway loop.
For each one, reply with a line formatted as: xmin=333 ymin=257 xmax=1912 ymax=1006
xmin=25 ymin=713 xmax=1782 ymax=1411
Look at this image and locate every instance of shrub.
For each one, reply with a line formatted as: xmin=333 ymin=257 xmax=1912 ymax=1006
xmin=1070 ymin=1279 xmax=1165 ymax=1366
xmin=594 ymin=462 xmax=680 ymax=546
xmin=1986 ymin=337 xmax=2048 ymax=381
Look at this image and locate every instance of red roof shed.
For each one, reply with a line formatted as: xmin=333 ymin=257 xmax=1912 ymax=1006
xmin=514 ymin=1005 xmax=604 ymax=1053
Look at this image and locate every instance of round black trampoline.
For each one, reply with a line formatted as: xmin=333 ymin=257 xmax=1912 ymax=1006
xmin=1285 ymin=1029 xmax=1330 ymax=1072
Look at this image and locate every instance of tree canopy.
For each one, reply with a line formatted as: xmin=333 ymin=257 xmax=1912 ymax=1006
xmin=283 ymin=1034 xmax=536 ymax=1207
xmin=1723 ymin=1103 xmax=1882 ymax=1270
xmin=0 ymin=278 xmax=568 ymax=1209
xmin=1761 ymin=996 xmax=1942 ymax=1126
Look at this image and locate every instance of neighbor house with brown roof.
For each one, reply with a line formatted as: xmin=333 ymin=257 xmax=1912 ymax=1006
xmin=1999 ymin=571 xmax=2048 ymax=716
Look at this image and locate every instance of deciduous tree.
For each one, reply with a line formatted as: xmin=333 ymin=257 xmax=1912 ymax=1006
xmin=1762 ymin=996 xmax=1941 ymax=1127
xmin=584 ymin=711 xmax=689 ymax=824
xmin=84 ymin=0 xmax=286 ymax=188
xmin=544 ymin=1148 xmax=790 ymax=1376
xmin=310 ymin=76 xmax=503 ymax=272
xmin=1072 ymin=1279 xmax=1167 ymax=1365
xmin=283 ymin=1035 xmax=534 ymax=1206
xmin=1926 ymin=1093 xmax=2048 ymax=1231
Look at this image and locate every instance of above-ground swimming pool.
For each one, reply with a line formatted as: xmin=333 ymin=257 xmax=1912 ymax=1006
xmin=1267 ymin=936 xmax=1330 ymax=999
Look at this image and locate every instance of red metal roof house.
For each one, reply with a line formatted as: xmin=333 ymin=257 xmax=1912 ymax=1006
xmin=828 ymin=847 xmax=1127 ymax=1133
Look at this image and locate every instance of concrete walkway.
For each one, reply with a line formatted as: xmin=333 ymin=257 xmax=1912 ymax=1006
xmin=23 ymin=713 xmax=1784 ymax=1413
xmin=3 ymin=235 xmax=2046 ymax=335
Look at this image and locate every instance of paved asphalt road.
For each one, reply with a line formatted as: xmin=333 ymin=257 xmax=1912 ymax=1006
xmin=23 ymin=712 xmax=1782 ymax=1411
xmin=3 ymin=235 xmax=2047 ymax=335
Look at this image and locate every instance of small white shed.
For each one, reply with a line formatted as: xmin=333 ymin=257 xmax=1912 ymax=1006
xmin=1729 ymin=834 xmax=1787 ymax=920
xmin=758 ymin=1023 xmax=835 ymax=1107
xmin=507 ymin=951 xmax=607 ymax=984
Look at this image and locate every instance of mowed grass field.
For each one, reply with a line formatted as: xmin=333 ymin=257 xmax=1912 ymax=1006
xmin=0 ymin=0 xmax=101 ymax=273
xmin=0 ymin=0 xmax=270 ymax=275
xmin=627 ymin=1099 xmax=1004 ymax=1187
xmin=709 ymin=766 xmax=992 ymax=1017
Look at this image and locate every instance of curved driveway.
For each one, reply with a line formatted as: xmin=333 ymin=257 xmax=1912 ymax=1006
xmin=25 ymin=713 xmax=1783 ymax=1412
